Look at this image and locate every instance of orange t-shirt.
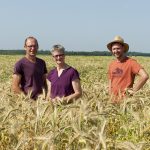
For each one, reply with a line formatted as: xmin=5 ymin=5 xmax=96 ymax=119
xmin=108 ymin=57 xmax=142 ymax=97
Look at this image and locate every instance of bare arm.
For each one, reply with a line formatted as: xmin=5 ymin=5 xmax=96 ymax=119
xmin=12 ymin=74 xmax=23 ymax=94
xmin=133 ymin=68 xmax=149 ymax=92
xmin=64 ymin=79 xmax=82 ymax=103
xmin=46 ymin=79 xmax=51 ymax=100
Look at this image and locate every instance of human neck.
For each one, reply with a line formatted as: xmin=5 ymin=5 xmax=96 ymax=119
xmin=116 ymin=55 xmax=127 ymax=62
xmin=25 ymin=55 xmax=36 ymax=63
xmin=57 ymin=63 xmax=68 ymax=70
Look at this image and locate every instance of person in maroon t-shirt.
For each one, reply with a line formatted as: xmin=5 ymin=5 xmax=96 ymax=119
xmin=12 ymin=36 xmax=47 ymax=100
xmin=47 ymin=44 xmax=82 ymax=104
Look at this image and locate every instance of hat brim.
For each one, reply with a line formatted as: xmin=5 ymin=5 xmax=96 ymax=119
xmin=107 ymin=41 xmax=129 ymax=52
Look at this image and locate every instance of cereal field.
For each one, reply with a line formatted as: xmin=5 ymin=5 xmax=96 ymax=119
xmin=0 ymin=55 xmax=150 ymax=150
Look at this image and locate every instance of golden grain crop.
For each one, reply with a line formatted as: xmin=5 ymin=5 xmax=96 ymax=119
xmin=0 ymin=55 xmax=150 ymax=150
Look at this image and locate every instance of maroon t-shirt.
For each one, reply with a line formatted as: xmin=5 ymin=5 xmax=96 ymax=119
xmin=14 ymin=57 xmax=47 ymax=99
xmin=47 ymin=67 xmax=80 ymax=99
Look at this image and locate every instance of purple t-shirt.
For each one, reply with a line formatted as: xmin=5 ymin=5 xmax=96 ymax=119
xmin=14 ymin=57 xmax=47 ymax=99
xmin=47 ymin=67 xmax=80 ymax=99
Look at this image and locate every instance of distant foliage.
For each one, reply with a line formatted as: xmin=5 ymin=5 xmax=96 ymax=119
xmin=0 ymin=50 xmax=150 ymax=56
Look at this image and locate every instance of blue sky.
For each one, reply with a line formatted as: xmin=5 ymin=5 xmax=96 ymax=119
xmin=0 ymin=0 xmax=150 ymax=52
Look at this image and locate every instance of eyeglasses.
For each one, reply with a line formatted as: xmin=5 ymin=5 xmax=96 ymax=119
xmin=26 ymin=45 xmax=37 ymax=48
xmin=53 ymin=54 xmax=64 ymax=58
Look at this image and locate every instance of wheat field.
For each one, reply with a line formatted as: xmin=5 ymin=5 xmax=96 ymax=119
xmin=0 ymin=55 xmax=150 ymax=150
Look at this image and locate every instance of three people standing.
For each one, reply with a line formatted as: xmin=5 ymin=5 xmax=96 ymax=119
xmin=12 ymin=35 xmax=149 ymax=103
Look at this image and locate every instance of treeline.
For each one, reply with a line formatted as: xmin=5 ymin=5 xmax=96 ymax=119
xmin=0 ymin=50 xmax=150 ymax=56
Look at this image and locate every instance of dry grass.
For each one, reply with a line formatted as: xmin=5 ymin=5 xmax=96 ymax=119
xmin=0 ymin=55 xmax=150 ymax=150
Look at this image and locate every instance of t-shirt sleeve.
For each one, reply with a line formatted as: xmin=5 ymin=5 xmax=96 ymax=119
xmin=71 ymin=69 xmax=80 ymax=81
xmin=13 ymin=61 xmax=22 ymax=75
xmin=43 ymin=61 xmax=47 ymax=74
xmin=131 ymin=60 xmax=143 ymax=74
xmin=47 ymin=70 xmax=54 ymax=82
xmin=47 ymin=72 xmax=51 ymax=81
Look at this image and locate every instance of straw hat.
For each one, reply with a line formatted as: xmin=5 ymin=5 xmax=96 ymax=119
xmin=107 ymin=36 xmax=129 ymax=52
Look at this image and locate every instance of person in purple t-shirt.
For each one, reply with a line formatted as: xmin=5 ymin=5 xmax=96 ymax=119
xmin=46 ymin=44 xmax=82 ymax=103
xmin=12 ymin=36 xmax=47 ymax=100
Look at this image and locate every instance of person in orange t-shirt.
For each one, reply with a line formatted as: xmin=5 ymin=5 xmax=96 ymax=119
xmin=107 ymin=36 xmax=149 ymax=102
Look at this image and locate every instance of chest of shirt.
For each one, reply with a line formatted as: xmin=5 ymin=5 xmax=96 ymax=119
xmin=21 ymin=62 xmax=44 ymax=76
xmin=50 ymin=70 xmax=73 ymax=85
xmin=110 ymin=62 xmax=133 ymax=78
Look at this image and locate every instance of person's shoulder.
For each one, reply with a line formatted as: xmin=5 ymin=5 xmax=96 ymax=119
xmin=47 ymin=67 xmax=56 ymax=78
xmin=127 ymin=57 xmax=138 ymax=63
xmin=14 ymin=57 xmax=26 ymax=73
xmin=36 ymin=57 xmax=47 ymax=66
xmin=18 ymin=57 xmax=26 ymax=61
xmin=15 ymin=57 xmax=26 ymax=65
xmin=67 ymin=66 xmax=78 ymax=72
xmin=109 ymin=59 xmax=117 ymax=66
xmin=67 ymin=67 xmax=80 ymax=78
xmin=36 ymin=57 xmax=45 ymax=62
xmin=48 ymin=67 xmax=56 ymax=74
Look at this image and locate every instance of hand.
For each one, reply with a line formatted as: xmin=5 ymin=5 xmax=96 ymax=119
xmin=125 ymin=88 xmax=134 ymax=96
xmin=60 ymin=97 xmax=68 ymax=105
xmin=52 ymin=97 xmax=66 ymax=105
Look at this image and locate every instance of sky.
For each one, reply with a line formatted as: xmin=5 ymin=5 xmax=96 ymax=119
xmin=0 ymin=0 xmax=150 ymax=53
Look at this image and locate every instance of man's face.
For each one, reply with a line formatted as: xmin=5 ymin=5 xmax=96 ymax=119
xmin=111 ymin=43 xmax=125 ymax=59
xmin=24 ymin=39 xmax=38 ymax=57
